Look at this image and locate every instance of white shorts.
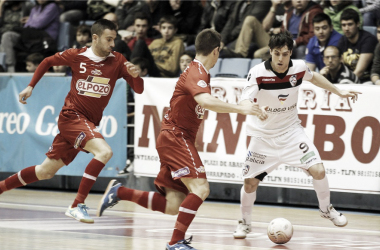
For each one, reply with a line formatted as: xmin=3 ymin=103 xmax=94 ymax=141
xmin=242 ymin=126 xmax=322 ymax=180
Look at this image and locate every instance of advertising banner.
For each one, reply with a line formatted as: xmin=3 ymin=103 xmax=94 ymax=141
xmin=134 ymin=77 xmax=380 ymax=194
xmin=0 ymin=76 xmax=126 ymax=177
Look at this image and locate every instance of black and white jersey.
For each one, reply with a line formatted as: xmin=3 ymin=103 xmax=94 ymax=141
xmin=242 ymin=59 xmax=313 ymax=137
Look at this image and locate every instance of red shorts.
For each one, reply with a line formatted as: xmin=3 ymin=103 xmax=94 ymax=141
xmin=46 ymin=110 xmax=103 ymax=165
xmin=154 ymin=129 xmax=207 ymax=196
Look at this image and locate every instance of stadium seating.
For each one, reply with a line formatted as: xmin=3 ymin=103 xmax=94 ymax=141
xmin=57 ymin=22 xmax=72 ymax=51
xmin=215 ymin=58 xmax=251 ymax=78
xmin=363 ymin=26 xmax=377 ymax=36
xmin=209 ymin=58 xmax=222 ymax=77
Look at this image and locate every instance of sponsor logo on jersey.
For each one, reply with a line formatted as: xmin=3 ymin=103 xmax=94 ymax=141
xmin=197 ymin=80 xmax=207 ymax=88
xmin=246 ymin=151 xmax=266 ymax=164
xmin=76 ymin=76 xmax=111 ymax=98
xmin=195 ymin=104 xmax=205 ymax=119
xmin=289 ymin=74 xmax=297 ymax=86
xmin=74 ymin=132 xmax=86 ymax=149
xmin=300 ymin=151 xmax=316 ymax=164
xmin=262 ymin=78 xmax=276 ymax=81
xmin=171 ymin=166 xmax=190 ymax=178
xmin=278 ymin=94 xmax=289 ymax=104
xmin=195 ymin=166 xmax=206 ymax=173
xmin=242 ymin=165 xmax=250 ymax=176
xmin=91 ymin=69 xmax=102 ymax=76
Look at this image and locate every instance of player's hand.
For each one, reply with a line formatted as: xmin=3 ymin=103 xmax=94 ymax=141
xmin=338 ymin=90 xmax=361 ymax=103
xmin=19 ymin=86 xmax=33 ymax=104
xmin=240 ymin=102 xmax=268 ymax=120
xmin=124 ymin=61 xmax=139 ymax=78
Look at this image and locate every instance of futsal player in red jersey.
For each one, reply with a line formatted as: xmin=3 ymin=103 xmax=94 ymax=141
xmin=0 ymin=19 xmax=144 ymax=223
xmin=97 ymin=29 xmax=268 ymax=250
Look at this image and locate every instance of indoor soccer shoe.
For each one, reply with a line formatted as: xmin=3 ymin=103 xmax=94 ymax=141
xmin=233 ymin=219 xmax=251 ymax=239
xmin=320 ymin=204 xmax=348 ymax=227
xmin=65 ymin=203 xmax=94 ymax=223
xmin=166 ymin=236 xmax=197 ymax=250
xmin=96 ymin=179 xmax=121 ymax=217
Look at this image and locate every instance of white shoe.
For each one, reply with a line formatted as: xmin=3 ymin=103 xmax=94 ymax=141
xmin=320 ymin=204 xmax=348 ymax=227
xmin=233 ymin=219 xmax=251 ymax=239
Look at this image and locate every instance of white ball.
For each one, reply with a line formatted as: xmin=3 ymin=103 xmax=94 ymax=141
xmin=267 ymin=218 xmax=293 ymax=244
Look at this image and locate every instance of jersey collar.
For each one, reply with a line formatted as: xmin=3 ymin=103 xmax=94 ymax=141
xmin=264 ymin=58 xmax=293 ymax=79
xmin=194 ymin=59 xmax=209 ymax=75
xmin=78 ymin=47 xmax=116 ymax=62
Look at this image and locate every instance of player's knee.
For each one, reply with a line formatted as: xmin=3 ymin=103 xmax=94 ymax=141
xmin=36 ymin=167 xmax=56 ymax=180
xmin=165 ymin=205 xmax=180 ymax=215
xmin=197 ymin=185 xmax=210 ymax=201
xmin=310 ymin=166 xmax=326 ymax=180
xmin=98 ymin=148 xmax=113 ymax=162
xmin=244 ymin=179 xmax=259 ymax=193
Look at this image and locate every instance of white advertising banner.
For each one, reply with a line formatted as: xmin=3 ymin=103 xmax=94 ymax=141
xmin=134 ymin=77 xmax=380 ymax=194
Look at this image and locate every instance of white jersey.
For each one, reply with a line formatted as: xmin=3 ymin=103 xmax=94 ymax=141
xmin=241 ymin=59 xmax=313 ymax=138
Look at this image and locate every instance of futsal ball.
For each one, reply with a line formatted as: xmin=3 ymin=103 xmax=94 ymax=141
xmin=267 ymin=218 xmax=293 ymax=244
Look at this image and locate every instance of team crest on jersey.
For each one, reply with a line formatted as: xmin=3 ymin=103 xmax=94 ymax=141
xmin=195 ymin=166 xmax=206 ymax=173
xmin=197 ymin=80 xmax=207 ymax=88
xmin=91 ymin=69 xmax=102 ymax=76
xmin=76 ymin=76 xmax=111 ymax=98
xmin=289 ymin=74 xmax=297 ymax=86
xmin=278 ymin=94 xmax=289 ymax=104
xmin=195 ymin=104 xmax=205 ymax=119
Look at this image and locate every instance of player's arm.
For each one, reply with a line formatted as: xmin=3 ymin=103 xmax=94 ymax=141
xmin=123 ymin=61 xmax=144 ymax=94
xmin=194 ymin=93 xmax=267 ymax=120
xmin=309 ymin=72 xmax=361 ymax=102
xmin=306 ymin=62 xmax=316 ymax=72
xmin=353 ymin=53 xmax=373 ymax=78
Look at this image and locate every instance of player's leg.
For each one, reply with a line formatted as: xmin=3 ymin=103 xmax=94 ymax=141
xmin=166 ymin=178 xmax=209 ymax=250
xmin=308 ymin=163 xmax=347 ymax=227
xmin=0 ymin=157 xmax=65 ymax=194
xmin=96 ymin=179 xmax=181 ymax=217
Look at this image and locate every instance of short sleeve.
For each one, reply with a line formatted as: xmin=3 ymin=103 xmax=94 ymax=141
xmin=185 ymin=65 xmax=211 ymax=97
xmin=52 ymin=48 xmax=78 ymax=66
xmin=241 ymin=68 xmax=259 ymax=103
xmin=303 ymin=61 xmax=313 ymax=81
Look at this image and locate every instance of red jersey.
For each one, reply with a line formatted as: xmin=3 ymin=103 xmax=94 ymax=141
xmin=161 ymin=59 xmax=211 ymax=142
xmin=28 ymin=47 xmax=144 ymax=125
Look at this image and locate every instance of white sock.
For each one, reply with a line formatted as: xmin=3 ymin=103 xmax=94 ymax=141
xmin=240 ymin=186 xmax=256 ymax=225
xmin=313 ymin=176 xmax=330 ymax=212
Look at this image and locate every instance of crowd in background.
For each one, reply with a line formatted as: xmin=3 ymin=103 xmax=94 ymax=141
xmin=0 ymin=0 xmax=379 ymax=85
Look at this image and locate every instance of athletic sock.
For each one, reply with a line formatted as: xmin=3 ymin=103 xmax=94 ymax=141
xmin=72 ymin=159 xmax=104 ymax=208
xmin=313 ymin=176 xmax=330 ymax=212
xmin=117 ymin=186 xmax=166 ymax=213
xmin=169 ymin=193 xmax=203 ymax=245
xmin=0 ymin=166 xmax=38 ymax=194
xmin=240 ymin=186 xmax=256 ymax=225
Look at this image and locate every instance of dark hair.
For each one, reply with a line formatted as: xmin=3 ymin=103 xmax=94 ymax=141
xmin=313 ymin=13 xmax=332 ymax=26
xmin=323 ymin=45 xmax=342 ymax=57
xmin=91 ymin=19 xmax=117 ymax=36
xmin=131 ymin=57 xmax=150 ymax=73
xmin=195 ymin=29 xmax=221 ymax=56
xmin=268 ymin=31 xmax=293 ymax=51
xmin=25 ymin=53 xmax=44 ymax=65
xmin=134 ymin=12 xmax=150 ymax=25
xmin=340 ymin=8 xmax=360 ymax=24
xmin=181 ymin=50 xmax=195 ymax=60
xmin=76 ymin=25 xmax=91 ymax=36
xmin=158 ymin=15 xmax=178 ymax=29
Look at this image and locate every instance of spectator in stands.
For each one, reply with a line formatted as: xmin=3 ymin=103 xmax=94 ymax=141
xmin=197 ymin=0 xmax=236 ymax=34
xmin=338 ymin=8 xmax=378 ymax=83
xmin=219 ymin=0 xmax=271 ymax=57
xmin=144 ymin=0 xmax=172 ymax=38
xmin=0 ymin=0 xmax=34 ymax=41
xmin=25 ymin=52 xmax=44 ymax=72
xmin=72 ymin=25 xmax=91 ymax=49
xmin=320 ymin=45 xmax=360 ymax=83
xmin=282 ymin=0 xmax=323 ymax=59
xmin=131 ymin=15 xmax=184 ymax=77
xmin=354 ymin=0 xmax=380 ymax=26
xmin=370 ymin=20 xmax=380 ymax=85
xmin=221 ymin=0 xmax=288 ymax=59
xmin=87 ymin=0 xmax=115 ymax=20
xmin=0 ymin=0 xmax=60 ymax=72
xmin=56 ymin=0 xmax=87 ymax=26
xmin=324 ymin=0 xmax=362 ymax=35
xmin=306 ymin=13 xmax=342 ymax=71
xmin=179 ymin=50 xmax=195 ymax=74
xmin=103 ymin=12 xmax=131 ymax=60
xmin=123 ymin=12 xmax=153 ymax=51
xmin=115 ymin=0 xmax=150 ymax=31
xmin=131 ymin=57 xmax=149 ymax=77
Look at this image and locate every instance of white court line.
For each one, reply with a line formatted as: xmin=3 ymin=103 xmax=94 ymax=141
xmin=0 ymin=202 xmax=380 ymax=236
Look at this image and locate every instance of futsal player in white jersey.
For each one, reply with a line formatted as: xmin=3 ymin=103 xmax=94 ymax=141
xmin=233 ymin=31 xmax=361 ymax=239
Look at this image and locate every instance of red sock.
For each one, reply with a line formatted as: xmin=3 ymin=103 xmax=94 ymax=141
xmin=117 ymin=186 xmax=166 ymax=213
xmin=169 ymin=193 xmax=203 ymax=245
xmin=0 ymin=166 xmax=39 ymax=194
xmin=72 ymin=159 xmax=104 ymax=208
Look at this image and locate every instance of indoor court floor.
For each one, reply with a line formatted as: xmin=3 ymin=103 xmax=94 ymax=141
xmin=0 ymin=189 xmax=379 ymax=250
